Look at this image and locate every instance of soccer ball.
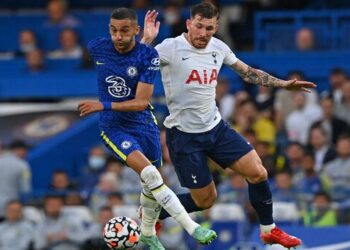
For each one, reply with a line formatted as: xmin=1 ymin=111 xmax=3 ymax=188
xmin=103 ymin=216 xmax=141 ymax=249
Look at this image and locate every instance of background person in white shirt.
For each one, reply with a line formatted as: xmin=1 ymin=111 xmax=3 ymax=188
xmin=142 ymin=2 xmax=315 ymax=248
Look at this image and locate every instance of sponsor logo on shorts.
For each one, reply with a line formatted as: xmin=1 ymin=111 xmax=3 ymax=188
xmin=192 ymin=174 xmax=197 ymax=184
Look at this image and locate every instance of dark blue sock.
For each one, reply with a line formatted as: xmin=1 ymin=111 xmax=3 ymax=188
xmin=158 ymin=193 xmax=202 ymax=220
xmin=248 ymin=180 xmax=274 ymax=225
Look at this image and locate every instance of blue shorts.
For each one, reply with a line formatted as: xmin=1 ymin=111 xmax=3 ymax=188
xmin=166 ymin=120 xmax=253 ymax=188
xmin=100 ymin=128 xmax=162 ymax=168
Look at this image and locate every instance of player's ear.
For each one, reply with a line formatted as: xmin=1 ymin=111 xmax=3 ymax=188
xmin=215 ymin=22 xmax=219 ymax=33
xmin=135 ymin=25 xmax=141 ymax=35
xmin=186 ymin=19 xmax=191 ymax=31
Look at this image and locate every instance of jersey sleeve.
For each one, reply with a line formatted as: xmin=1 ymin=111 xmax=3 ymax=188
xmin=139 ymin=47 xmax=160 ymax=84
xmin=155 ymin=38 xmax=174 ymax=64
xmin=221 ymin=41 xmax=238 ymax=65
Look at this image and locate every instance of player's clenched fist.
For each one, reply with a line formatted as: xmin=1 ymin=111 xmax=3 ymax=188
xmin=78 ymin=101 xmax=103 ymax=116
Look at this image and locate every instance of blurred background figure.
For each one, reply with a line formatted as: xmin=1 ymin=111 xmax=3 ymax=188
xmin=293 ymin=152 xmax=324 ymax=205
xmin=131 ymin=0 xmax=149 ymax=10
xmin=49 ymin=169 xmax=77 ymax=195
xmin=274 ymin=70 xmax=318 ymax=132
xmin=107 ymin=192 xmax=124 ymax=207
xmin=16 ymin=29 xmax=38 ymax=57
xmin=285 ymin=92 xmax=322 ymax=144
xmin=79 ymin=145 xmax=107 ymax=198
xmin=295 ymin=27 xmax=315 ymax=51
xmin=271 ymin=171 xmax=297 ymax=202
xmin=162 ymin=2 xmax=187 ymax=37
xmin=335 ymin=80 xmax=350 ymax=124
xmin=328 ymin=68 xmax=349 ymax=104
xmin=307 ymin=125 xmax=336 ymax=173
xmin=25 ymin=49 xmax=45 ymax=73
xmin=48 ymin=28 xmax=83 ymax=59
xmin=83 ymin=206 xmax=112 ymax=250
xmin=45 ymin=0 xmax=80 ymax=28
xmin=89 ymin=172 xmax=119 ymax=215
xmin=34 ymin=195 xmax=86 ymax=250
xmin=322 ymin=134 xmax=350 ymax=202
xmin=0 ymin=141 xmax=31 ymax=220
xmin=285 ymin=142 xmax=306 ymax=175
xmin=64 ymin=192 xmax=84 ymax=206
xmin=312 ymin=95 xmax=349 ymax=144
xmin=302 ymin=191 xmax=337 ymax=227
xmin=0 ymin=200 xmax=34 ymax=250
xmin=216 ymin=77 xmax=235 ymax=122
xmin=217 ymin=171 xmax=248 ymax=204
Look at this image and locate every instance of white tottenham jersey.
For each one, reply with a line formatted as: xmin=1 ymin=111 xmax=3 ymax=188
xmin=155 ymin=34 xmax=238 ymax=133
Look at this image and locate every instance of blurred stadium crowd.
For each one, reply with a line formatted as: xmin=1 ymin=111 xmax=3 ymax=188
xmin=0 ymin=0 xmax=350 ymax=249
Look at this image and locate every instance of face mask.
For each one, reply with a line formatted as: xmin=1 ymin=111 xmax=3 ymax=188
xmin=164 ymin=11 xmax=178 ymax=25
xmin=89 ymin=156 xmax=106 ymax=169
xmin=20 ymin=43 xmax=36 ymax=53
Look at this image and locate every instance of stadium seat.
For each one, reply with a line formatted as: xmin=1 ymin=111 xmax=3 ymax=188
xmin=272 ymin=201 xmax=300 ymax=224
xmin=204 ymin=204 xmax=246 ymax=250
xmin=254 ymin=10 xmax=350 ymax=51
xmin=209 ymin=203 xmax=245 ymax=221
xmin=62 ymin=205 xmax=94 ymax=224
xmin=112 ymin=205 xmax=139 ymax=220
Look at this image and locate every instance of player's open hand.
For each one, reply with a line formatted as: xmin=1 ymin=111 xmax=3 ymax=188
xmin=282 ymin=79 xmax=316 ymax=93
xmin=142 ymin=10 xmax=160 ymax=43
xmin=78 ymin=101 xmax=103 ymax=116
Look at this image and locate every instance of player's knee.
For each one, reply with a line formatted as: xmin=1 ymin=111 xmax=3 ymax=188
xmin=140 ymin=165 xmax=163 ymax=190
xmin=247 ymin=163 xmax=268 ymax=184
xmin=193 ymin=190 xmax=217 ymax=209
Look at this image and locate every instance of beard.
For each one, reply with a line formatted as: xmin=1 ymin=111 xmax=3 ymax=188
xmin=114 ymin=37 xmax=133 ymax=52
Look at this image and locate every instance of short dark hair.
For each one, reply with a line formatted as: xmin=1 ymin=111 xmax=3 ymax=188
xmin=8 ymin=140 xmax=30 ymax=150
xmin=337 ymin=133 xmax=350 ymax=143
xmin=100 ymin=205 xmax=113 ymax=213
xmin=6 ymin=200 xmax=22 ymax=208
xmin=53 ymin=169 xmax=67 ymax=173
xmin=331 ymin=67 xmax=348 ymax=77
xmin=314 ymin=191 xmax=332 ymax=202
xmin=191 ymin=1 xmax=219 ymax=20
xmin=44 ymin=194 xmax=64 ymax=202
xmin=111 ymin=8 xmax=137 ymax=22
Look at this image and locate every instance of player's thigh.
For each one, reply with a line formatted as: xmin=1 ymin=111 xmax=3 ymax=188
xmin=166 ymin=128 xmax=213 ymax=189
xmin=100 ymin=130 xmax=149 ymax=173
xmin=208 ymin=122 xmax=254 ymax=169
xmin=136 ymin=130 xmax=162 ymax=168
xmin=229 ymin=150 xmax=268 ymax=183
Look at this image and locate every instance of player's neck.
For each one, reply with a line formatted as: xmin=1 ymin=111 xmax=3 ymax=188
xmin=183 ymin=33 xmax=193 ymax=47
xmin=114 ymin=40 xmax=136 ymax=54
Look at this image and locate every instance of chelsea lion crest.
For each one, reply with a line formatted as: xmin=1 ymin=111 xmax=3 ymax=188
xmin=127 ymin=66 xmax=138 ymax=77
xmin=121 ymin=141 xmax=132 ymax=149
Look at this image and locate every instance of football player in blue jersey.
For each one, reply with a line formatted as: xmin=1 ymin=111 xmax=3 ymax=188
xmin=78 ymin=8 xmax=217 ymax=250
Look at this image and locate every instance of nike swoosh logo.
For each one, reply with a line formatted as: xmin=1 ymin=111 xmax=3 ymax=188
xmin=182 ymin=57 xmax=190 ymax=61
xmin=96 ymin=61 xmax=104 ymax=65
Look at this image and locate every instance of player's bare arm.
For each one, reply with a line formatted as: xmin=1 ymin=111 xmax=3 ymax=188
xmin=141 ymin=10 xmax=160 ymax=45
xmin=231 ymin=59 xmax=316 ymax=92
xmin=78 ymin=82 xmax=153 ymax=116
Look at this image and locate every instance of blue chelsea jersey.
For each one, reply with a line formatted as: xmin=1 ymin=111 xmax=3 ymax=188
xmin=87 ymin=38 xmax=160 ymax=131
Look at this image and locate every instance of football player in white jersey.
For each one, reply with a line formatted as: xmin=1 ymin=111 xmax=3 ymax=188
xmin=141 ymin=2 xmax=315 ymax=248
